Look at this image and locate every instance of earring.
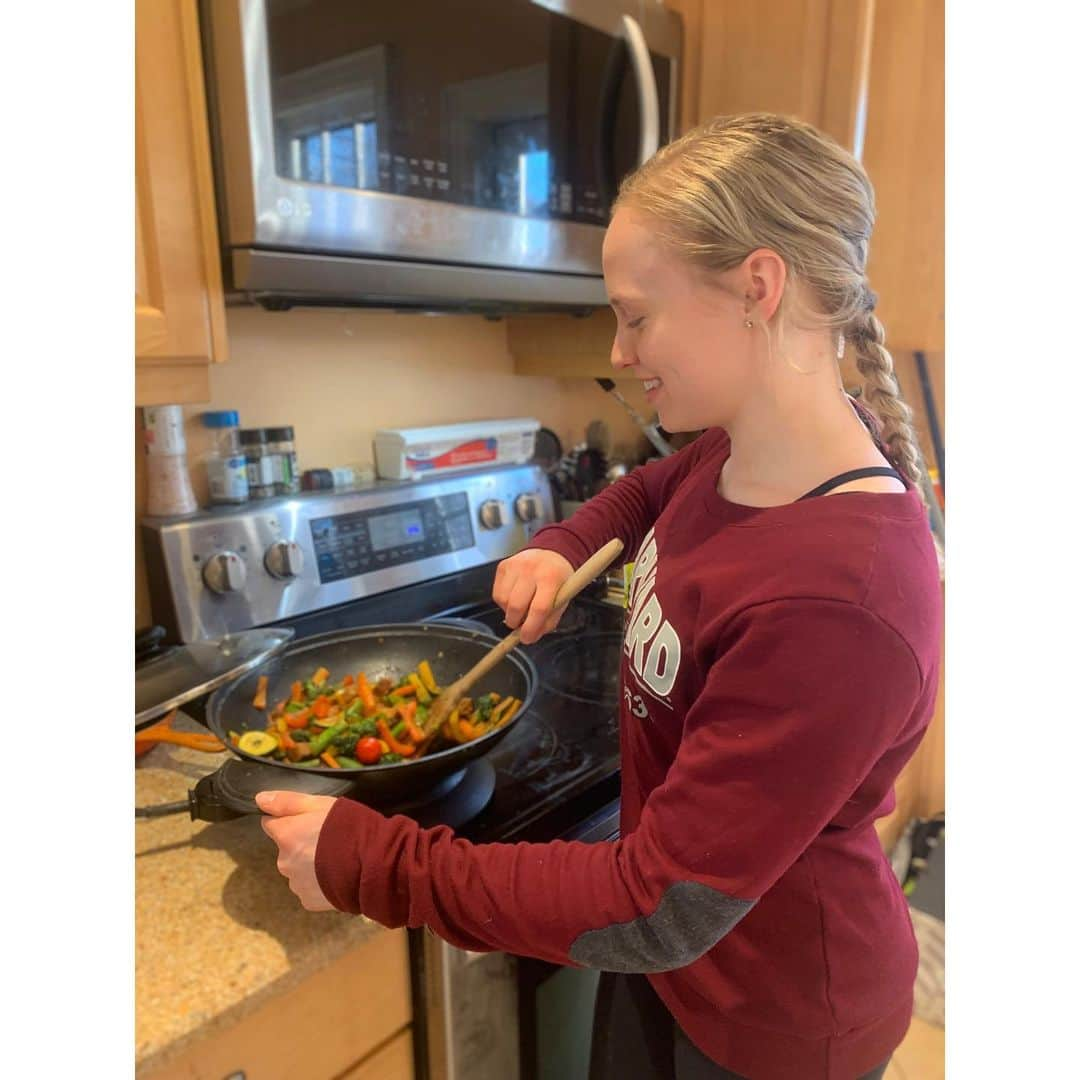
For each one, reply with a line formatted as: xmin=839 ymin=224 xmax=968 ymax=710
xmin=744 ymin=318 xmax=753 ymax=328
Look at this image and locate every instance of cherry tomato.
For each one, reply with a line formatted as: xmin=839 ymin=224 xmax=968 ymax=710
xmin=355 ymin=737 xmax=382 ymax=765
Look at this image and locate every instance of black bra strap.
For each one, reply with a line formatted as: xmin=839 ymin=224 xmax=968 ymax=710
xmin=798 ymin=466 xmax=905 ymax=501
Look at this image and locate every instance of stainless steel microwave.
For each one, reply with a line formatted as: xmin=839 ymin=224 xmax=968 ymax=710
xmin=199 ymin=0 xmax=682 ymax=313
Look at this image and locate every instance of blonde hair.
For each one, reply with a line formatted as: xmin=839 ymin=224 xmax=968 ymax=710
xmin=614 ymin=112 xmax=924 ymax=491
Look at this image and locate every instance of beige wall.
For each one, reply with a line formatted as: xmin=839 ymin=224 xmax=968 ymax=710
xmin=136 ymin=307 xmax=645 ymax=629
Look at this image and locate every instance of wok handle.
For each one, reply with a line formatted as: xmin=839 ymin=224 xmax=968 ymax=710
xmin=457 ymin=537 xmax=626 ymax=689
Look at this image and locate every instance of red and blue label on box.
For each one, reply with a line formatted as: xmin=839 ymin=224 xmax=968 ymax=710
xmin=406 ymin=438 xmax=498 ymax=472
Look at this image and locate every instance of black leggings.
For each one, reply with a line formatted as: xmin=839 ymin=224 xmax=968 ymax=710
xmin=589 ymin=972 xmax=890 ymax=1080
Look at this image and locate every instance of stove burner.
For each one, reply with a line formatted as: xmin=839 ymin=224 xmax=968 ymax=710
xmin=495 ymin=717 xmax=559 ymax=783
xmin=534 ymin=631 xmax=623 ymax=705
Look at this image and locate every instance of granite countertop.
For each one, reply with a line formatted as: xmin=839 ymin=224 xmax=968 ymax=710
xmin=135 ymin=712 xmax=383 ymax=1077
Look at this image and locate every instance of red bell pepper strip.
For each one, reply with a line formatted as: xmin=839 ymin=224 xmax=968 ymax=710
xmin=376 ymin=717 xmax=416 ymax=757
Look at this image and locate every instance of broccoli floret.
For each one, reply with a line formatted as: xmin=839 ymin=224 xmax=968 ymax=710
xmin=381 ymin=752 xmax=404 ymax=764
xmin=329 ymin=719 xmax=377 ymax=754
xmin=474 ymin=693 xmax=498 ymax=723
xmin=291 ymin=729 xmax=311 ymax=742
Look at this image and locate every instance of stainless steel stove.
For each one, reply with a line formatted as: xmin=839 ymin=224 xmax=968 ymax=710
xmin=142 ymin=462 xmax=625 ymax=1080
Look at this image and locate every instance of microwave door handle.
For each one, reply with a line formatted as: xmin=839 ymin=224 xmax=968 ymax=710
xmin=595 ymin=36 xmax=627 ymax=209
xmin=621 ymin=14 xmax=660 ymax=164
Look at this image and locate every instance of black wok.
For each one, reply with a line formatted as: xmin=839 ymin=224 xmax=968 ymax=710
xmin=204 ymin=623 xmax=537 ymax=803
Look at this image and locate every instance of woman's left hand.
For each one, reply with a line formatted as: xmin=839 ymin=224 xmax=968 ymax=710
xmin=256 ymin=790 xmax=339 ymax=911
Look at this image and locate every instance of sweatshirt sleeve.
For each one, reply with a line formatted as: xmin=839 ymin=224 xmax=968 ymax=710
xmin=525 ymin=429 xmax=725 ymax=569
xmin=313 ymin=598 xmax=923 ymax=972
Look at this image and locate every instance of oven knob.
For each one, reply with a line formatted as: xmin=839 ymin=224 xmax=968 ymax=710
xmin=479 ymin=499 xmax=509 ymax=530
xmin=202 ymin=551 xmax=247 ymax=594
xmin=514 ymin=493 xmax=543 ymax=523
xmin=264 ymin=540 xmax=304 ymax=580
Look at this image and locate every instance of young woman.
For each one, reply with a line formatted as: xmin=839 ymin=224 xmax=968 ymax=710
xmin=257 ymin=113 xmax=943 ymax=1080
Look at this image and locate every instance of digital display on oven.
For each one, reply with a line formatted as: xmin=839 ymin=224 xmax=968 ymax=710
xmin=369 ymin=508 xmax=424 ymax=552
xmin=310 ymin=493 xmax=473 ymax=584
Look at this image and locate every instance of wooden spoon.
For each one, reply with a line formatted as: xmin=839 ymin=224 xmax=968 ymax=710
xmin=416 ymin=537 xmax=625 ymax=756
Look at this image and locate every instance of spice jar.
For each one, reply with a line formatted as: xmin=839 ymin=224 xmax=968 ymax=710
xmin=201 ymin=411 xmax=249 ymax=505
xmin=267 ymin=426 xmax=300 ymax=495
xmin=142 ymin=405 xmax=198 ymax=516
xmin=239 ymin=428 xmax=275 ymax=499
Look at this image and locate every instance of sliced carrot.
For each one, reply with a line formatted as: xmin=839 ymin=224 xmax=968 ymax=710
xmin=312 ymin=667 xmax=330 ymax=686
xmin=342 ymin=674 xmax=354 ymax=686
xmin=393 ymin=683 xmax=417 ymax=697
xmin=356 ymin=672 xmax=377 ymax=716
xmin=290 ymin=680 xmax=304 ymax=704
xmin=320 ymin=751 xmax=340 ymax=768
xmin=252 ymin=675 xmax=269 ymax=710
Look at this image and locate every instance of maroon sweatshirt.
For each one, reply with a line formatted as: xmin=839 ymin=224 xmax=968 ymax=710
xmin=315 ymin=427 xmax=943 ymax=1080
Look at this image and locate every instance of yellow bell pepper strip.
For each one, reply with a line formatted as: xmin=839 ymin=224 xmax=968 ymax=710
xmin=290 ymin=680 xmax=304 ymax=704
xmin=320 ymin=750 xmax=340 ymax=768
xmin=376 ymin=717 xmax=416 ymax=757
xmin=252 ymin=675 xmax=269 ymax=710
xmin=274 ymin=717 xmax=298 ymax=752
xmin=446 ymin=706 xmax=465 ymax=743
xmin=312 ymin=666 xmax=330 ymax=686
xmin=397 ymin=701 xmax=425 ymax=743
xmin=417 ymin=660 xmax=439 ymax=694
xmin=489 ymin=697 xmax=514 ymax=726
xmin=356 ymin=672 xmax=377 ymax=716
xmin=407 ymin=673 xmax=431 ymax=703
xmin=493 ymin=698 xmax=521 ymax=727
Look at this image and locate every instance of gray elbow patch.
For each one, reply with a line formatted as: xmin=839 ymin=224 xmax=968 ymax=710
xmin=568 ymin=882 xmax=755 ymax=973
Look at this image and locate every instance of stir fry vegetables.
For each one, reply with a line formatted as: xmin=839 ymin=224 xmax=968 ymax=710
xmin=230 ymin=660 xmax=523 ymax=768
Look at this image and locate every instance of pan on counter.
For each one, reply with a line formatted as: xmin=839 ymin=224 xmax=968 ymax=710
xmin=204 ymin=622 xmax=538 ymax=804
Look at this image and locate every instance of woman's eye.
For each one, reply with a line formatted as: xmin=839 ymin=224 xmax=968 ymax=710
xmin=627 ymin=316 xmax=645 ymax=330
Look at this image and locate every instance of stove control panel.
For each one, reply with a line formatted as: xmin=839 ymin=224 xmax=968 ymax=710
xmin=142 ymin=464 xmax=556 ymax=643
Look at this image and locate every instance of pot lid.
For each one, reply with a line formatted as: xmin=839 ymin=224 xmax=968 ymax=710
xmin=135 ymin=628 xmax=294 ymax=730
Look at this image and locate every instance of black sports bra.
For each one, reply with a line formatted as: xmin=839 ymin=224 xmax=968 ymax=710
xmin=797 ymin=466 xmax=905 ymax=501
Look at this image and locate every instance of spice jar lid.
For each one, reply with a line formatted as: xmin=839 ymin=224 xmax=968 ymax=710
xmin=203 ymin=410 xmax=240 ymax=429
xmin=239 ymin=428 xmax=267 ymax=445
xmin=266 ymin=426 xmax=295 ymax=441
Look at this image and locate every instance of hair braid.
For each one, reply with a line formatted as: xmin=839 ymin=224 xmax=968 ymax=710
xmin=848 ymin=309 xmax=923 ymax=492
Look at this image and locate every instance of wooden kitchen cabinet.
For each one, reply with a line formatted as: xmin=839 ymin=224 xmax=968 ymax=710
xmin=135 ymin=0 xmax=227 ymax=407
xmin=139 ymin=928 xmax=413 ymax=1080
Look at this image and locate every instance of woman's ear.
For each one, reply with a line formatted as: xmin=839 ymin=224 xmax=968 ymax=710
xmin=738 ymin=248 xmax=787 ymax=324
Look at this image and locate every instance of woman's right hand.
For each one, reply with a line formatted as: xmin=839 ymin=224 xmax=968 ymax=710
xmin=493 ymin=548 xmax=575 ymax=645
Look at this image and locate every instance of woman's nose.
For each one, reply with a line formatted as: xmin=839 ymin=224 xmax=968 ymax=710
xmin=611 ymin=334 xmax=635 ymax=370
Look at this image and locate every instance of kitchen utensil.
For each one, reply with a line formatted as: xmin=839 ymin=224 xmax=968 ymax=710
xmin=575 ymin=447 xmax=608 ymax=500
xmin=585 ymin=419 xmax=612 ymax=456
xmin=533 ymin=427 xmax=564 ymax=473
xmin=594 ymin=378 xmax=675 ymax=457
xmin=418 ymin=538 xmax=625 ymax=752
xmin=134 ymin=710 xmax=226 ymax=757
xmin=202 ymin=621 xmax=537 ymax=804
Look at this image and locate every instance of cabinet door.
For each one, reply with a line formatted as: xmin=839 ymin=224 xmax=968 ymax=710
xmin=135 ymin=0 xmax=227 ymax=404
xmin=694 ymin=0 xmax=874 ymax=154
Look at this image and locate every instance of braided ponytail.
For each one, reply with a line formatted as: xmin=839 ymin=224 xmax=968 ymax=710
xmin=847 ymin=304 xmax=923 ymax=491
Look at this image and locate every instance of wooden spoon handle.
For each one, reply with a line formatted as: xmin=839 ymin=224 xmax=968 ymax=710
xmin=451 ymin=537 xmax=626 ymax=697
